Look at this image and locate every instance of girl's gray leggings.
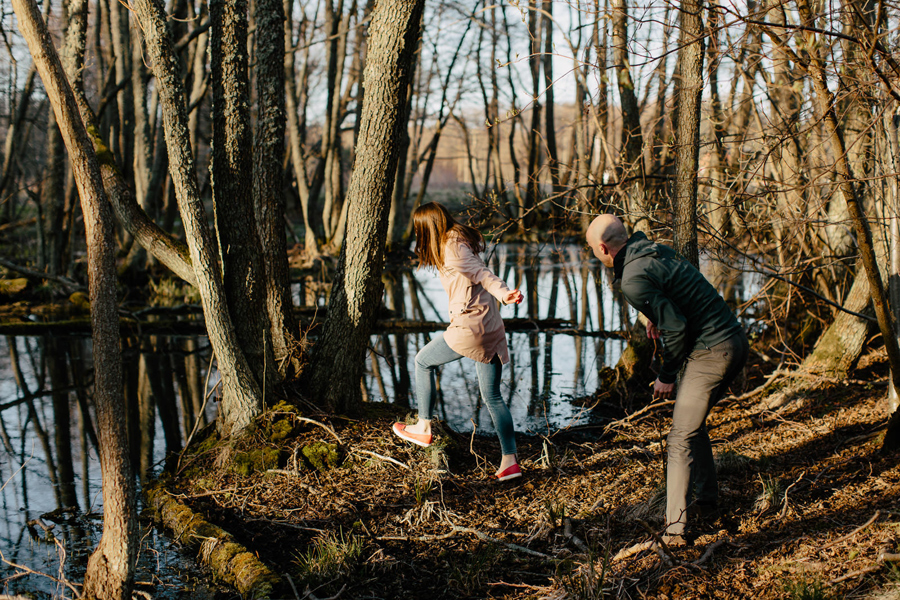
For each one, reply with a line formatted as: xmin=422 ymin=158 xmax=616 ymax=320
xmin=414 ymin=333 xmax=517 ymax=456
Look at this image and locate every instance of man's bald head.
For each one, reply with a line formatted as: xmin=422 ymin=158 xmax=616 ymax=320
xmin=586 ymin=214 xmax=629 ymax=267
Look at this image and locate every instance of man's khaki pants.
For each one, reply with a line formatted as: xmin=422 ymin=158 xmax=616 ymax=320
xmin=665 ymin=331 xmax=749 ymax=537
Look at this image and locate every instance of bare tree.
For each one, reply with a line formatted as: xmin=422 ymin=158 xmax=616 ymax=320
xmin=672 ymin=0 xmax=704 ymax=266
xmin=308 ymin=0 xmax=426 ymax=413
xmin=132 ymin=0 xmax=263 ymax=435
xmin=10 ymin=1 xmax=138 ymax=597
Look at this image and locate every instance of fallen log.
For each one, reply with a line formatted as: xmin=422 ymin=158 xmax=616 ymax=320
xmin=0 ymin=313 xmax=627 ymax=338
xmin=144 ymin=481 xmax=280 ymax=598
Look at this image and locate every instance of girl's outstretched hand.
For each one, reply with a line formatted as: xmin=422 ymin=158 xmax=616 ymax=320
xmin=505 ymin=289 xmax=524 ymax=305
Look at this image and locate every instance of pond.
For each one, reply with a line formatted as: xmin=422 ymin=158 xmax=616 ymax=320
xmin=0 ymin=242 xmax=759 ymax=595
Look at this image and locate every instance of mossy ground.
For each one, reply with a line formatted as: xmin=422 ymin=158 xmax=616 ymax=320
xmin=160 ymin=347 xmax=900 ymax=599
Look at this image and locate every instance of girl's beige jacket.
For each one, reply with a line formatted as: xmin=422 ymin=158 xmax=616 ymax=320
xmin=438 ymin=234 xmax=512 ymax=364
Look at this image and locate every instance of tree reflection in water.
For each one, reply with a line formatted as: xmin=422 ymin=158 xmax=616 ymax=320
xmin=364 ymin=243 xmax=628 ymax=436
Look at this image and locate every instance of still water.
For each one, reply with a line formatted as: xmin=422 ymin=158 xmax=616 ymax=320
xmin=362 ymin=244 xmax=627 ymax=435
xmin=0 ymin=242 xmax=756 ymax=595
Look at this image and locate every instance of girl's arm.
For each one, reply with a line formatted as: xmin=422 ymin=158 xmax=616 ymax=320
xmin=444 ymin=240 xmax=522 ymax=304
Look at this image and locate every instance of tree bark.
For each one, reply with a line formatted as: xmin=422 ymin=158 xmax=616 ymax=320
xmin=132 ymin=0 xmax=262 ymax=435
xmin=209 ymin=0 xmax=276 ymax=392
xmin=525 ymin=1 xmax=542 ymax=229
xmin=254 ymin=0 xmax=298 ymax=380
xmin=10 ymin=1 xmax=138 ymax=597
xmin=308 ymin=0 xmax=426 ymax=414
xmin=542 ymin=0 xmax=560 ymax=201
xmin=672 ymin=0 xmax=705 ymax=266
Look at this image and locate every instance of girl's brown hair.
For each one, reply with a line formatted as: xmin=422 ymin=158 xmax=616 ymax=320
xmin=413 ymin=202 xmax=485 ymax=268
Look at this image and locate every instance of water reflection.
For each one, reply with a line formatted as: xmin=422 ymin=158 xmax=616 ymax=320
xmin=0 ymin=334 xmax=218 ymax=597
xmin=365 ymin=244 xmax=629 ymax=434
xmin=364 ymin=243 xmax=761 ymax=435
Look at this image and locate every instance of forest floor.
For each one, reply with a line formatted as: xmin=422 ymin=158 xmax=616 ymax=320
xmin=159 ymin=346 xmax=900 ymax=600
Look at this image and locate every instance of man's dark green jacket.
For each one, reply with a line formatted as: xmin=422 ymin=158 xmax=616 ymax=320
xmin=613 ymin=232 xmax=743 ymax=384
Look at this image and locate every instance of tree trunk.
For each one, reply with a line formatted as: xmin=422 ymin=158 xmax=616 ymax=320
xmin=321 ymin=0 xmax=348 ymax=241
xmin=254 ymin=0 xmax=298 ymax=380
xmin=672 ymin=0 xmax=704 ymax=266
xmin=284 ymin=4 xmax=319 ymax=256
xmin=132 ymin=0 xmax=262 ymax=435
xmin=308 ymin=0 xmax=426 ymax=414
xmin=885 ymin=109 xmax=900 ymax=412
xmin=542 ymin=0 xmax=560 ymax=202
xmin=10 ymin=1 xmax=138 ymax=597
xmin=591 ymin=0 xmax=609 ymax=205
xmin=524 ymin=1 xmax=542 ymax=229
xmin=0 ymin=67 xmax=37 ymax=215
xmin=209 ymin=0 xmax=276 ymax=392
xmin=611 ymin=0 xmax=649 ymax=234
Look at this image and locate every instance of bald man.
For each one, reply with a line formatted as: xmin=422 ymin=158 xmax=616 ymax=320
xmin=586 ymin=214 xmax=748 ymax=545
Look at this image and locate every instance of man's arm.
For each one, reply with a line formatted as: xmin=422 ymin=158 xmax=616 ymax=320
xmin=620 ymin=278 xmax=690 ymax=384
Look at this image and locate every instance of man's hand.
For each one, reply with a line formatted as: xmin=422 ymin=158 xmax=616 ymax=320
xmin=652 ymin=378 xmax=675 ymax=400
xmin=646 ymin=322 xmax=660 ymax=340
xmin=505 ymin=289 xmax=524 ymax=305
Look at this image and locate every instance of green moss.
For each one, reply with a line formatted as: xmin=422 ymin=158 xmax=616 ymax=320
xmin=206 ymin=540 xmax=244 ymax=575
xmin=194 ymin=431 xmax=220 ymax=454
xmin=232 ymin=448 xmax=281 ymax=477
xmin=301 ymin=442 xmax=341 ymax=471
xmin=0 ymin=278 xmax=28 ymax=296
xmin=270 ymin=400 xmax=298 ymax=413
xmin=230 ymin=551 xmax=279 ymax=597
xmin=268 ymin=418 xmax=295 ymax=444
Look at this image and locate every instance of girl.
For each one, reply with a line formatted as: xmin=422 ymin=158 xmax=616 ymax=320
xmin=392 ymin=202 xmax=523 ymax=481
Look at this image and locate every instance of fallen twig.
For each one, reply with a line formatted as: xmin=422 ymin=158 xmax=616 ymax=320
xmin=778 ymin=471 xmax=806 ymax=520
xmin=693 ymin=539 xmax=728 ymax=565
xmin=264 ymin=470 xmax=318 ymax=491
xmin=880 ymin=552 xmax=900 ymax=562
xmin=820 ymin=511 xmax=880 ymax=551
xmin=352 ymin=449 xmax=410 ymax=470
xmin=830 ymin=564 xmax=881 ymax=584
xmin=0 ymin=549 xmax=82 ymax=598
xmin=637 ymin=520 xmax=677 ymax=567
xmin=302 ymin=583 xmax=346 ymax=600
xmin=0 ymin=256 xmax=83 ymax=291
xmin=612 ymin=540 xmax=654 ymax=562
xmin=285 ymin=574 xmax=301 ymax=600
xmin=292 ymin=415 xmax=342 ymax=444
xmin=378 ymin=531 xmax=458 ymax=542
xmin=563 ymin=517 xmax=589 ymax=553
xmin=603 ymin=401 xmax=675 ymax=433
xmin=451 ymin=525 xmax=554 ymax=559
